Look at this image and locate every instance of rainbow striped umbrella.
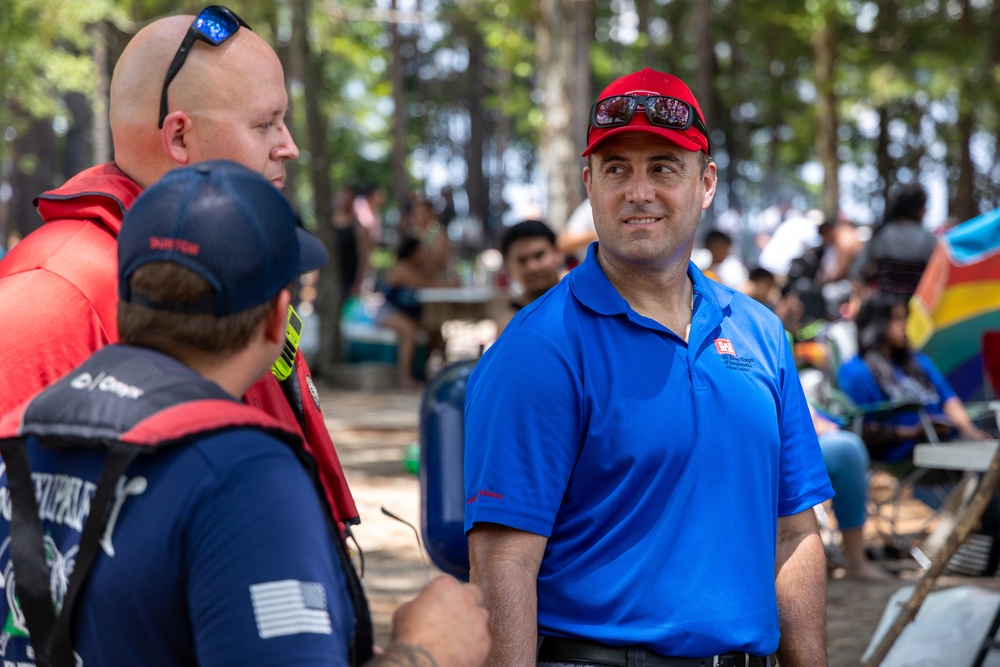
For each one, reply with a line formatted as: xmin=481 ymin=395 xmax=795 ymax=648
xmin=909 ymin=207 xmax=1000 ymax=401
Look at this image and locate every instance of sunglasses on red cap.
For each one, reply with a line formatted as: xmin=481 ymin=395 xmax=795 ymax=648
xmin=590 ymin=94 xmax=711 ymax=153
xmin=158 ymin=6 xmax=251 ymax=129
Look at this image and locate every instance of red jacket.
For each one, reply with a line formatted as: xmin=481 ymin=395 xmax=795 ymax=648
xmin=0 ymin=163 xmax=359 ymax=526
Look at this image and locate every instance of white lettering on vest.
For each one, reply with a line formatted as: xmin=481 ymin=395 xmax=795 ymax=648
xmin=68 ymin=371 xmax=144 ymax=399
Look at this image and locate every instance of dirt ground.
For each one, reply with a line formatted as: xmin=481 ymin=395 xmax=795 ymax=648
xmin=319 ymin=378 xmax=1000 ymax=667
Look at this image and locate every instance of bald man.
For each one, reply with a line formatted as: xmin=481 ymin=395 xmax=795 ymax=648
xmin=0 ymin=9 xmax=487 ymax=667
xmin=0 ymin=7 xmax=358 ymax=516
xmin=0 ymin=10 xmax=297 ymax=411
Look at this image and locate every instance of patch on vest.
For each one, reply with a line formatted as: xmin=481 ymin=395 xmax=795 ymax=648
xmin=305 ymin=376 xmax=321 ymax=411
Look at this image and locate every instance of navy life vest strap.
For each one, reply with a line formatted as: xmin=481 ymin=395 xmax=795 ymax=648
xmin=0 ymin=441 xmax=59 ymax=666
xmin=0 ymin=441 xmax=138 ymax=667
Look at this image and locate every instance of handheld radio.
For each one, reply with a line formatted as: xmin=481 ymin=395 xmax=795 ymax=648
xmin=271 ymin=305 xmax=303 ymax=381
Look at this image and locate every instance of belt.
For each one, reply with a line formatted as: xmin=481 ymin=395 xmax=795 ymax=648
xmin=537 ymin=637 xmax=772 ymax=667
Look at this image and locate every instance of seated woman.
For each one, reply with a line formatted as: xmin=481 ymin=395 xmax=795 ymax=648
xmin=376 ymin=236 xmax=453 ymax=388
xmin=837 ymin=293 xmax=991 ymax=463
xmin=838 ymin=293 xmax=998 ymax=574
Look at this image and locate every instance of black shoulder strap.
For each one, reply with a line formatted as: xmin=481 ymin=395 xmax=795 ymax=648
xmin=0 ymin=441 xmax=138 ymax=667
xmin=278 ymin=362 xmax=372 ymax=667
xmin=277 ymin=416 xmax=373 ymax=667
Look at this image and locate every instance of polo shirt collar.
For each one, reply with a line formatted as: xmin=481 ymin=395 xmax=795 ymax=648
xmin=568 ymin=241 xmax=734 ymax=332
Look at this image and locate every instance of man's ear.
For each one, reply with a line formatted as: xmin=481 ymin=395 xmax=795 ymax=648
xmin=700 ymin=160 xmax=718 ymax=211
xmin=263 ymin=289 xmax=293 ymax=345
xmin=162 ymin=112 xmax=193 ymax=165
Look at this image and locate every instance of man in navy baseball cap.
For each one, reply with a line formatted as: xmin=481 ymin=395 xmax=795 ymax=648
xmin=118 ymin=159 xmax=328 ymax=316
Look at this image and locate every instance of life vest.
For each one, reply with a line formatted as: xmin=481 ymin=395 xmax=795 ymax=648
xmin=0 ymin=344 xmax=373 ymax=667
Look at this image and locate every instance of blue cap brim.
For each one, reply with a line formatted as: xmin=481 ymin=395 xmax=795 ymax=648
xmin=296 ymin=228 xmax=329 ymax=272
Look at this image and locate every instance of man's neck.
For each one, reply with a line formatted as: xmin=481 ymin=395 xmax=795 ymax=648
xmin=171 ymin=345 xmax=273 ymax=399
xmin=601 ymin=258 xmax=695 ymax=340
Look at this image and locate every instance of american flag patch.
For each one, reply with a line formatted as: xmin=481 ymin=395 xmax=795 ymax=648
xmin=250 ymin=580 xmax=333 ymax=639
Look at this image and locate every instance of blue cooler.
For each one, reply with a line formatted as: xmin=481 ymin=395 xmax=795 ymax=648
xmin=419 ymin=359 xmax=477 ymax=581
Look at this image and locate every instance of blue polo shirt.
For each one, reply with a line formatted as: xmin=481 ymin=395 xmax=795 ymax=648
xmin=837 ymin=352 xmax=956 ymax=462
xmin=464 ymin=244 xmax=833 ymax=658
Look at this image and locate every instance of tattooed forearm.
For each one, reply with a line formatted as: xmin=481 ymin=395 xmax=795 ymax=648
xmin=369 ymin=643 xmax=439 ymax=667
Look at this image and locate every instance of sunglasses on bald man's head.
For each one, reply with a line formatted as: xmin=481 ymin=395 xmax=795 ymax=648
xmin=158 ymin=5 xmax=251 ymax=129
xmin=590 ymin=94 xmax=711 ymax=152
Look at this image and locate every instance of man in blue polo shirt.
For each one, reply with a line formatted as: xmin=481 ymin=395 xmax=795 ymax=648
xmin=464 ymin=69 xmax=833 ymax=667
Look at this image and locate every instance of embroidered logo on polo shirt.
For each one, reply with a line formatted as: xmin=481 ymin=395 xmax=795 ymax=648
xmin=714 ymin=338 xmax=736 ymax=355
xmin=715 ymin=338 xmax=757 ymax=372
xmin=467 ymin=489 xmax=504 ymax=505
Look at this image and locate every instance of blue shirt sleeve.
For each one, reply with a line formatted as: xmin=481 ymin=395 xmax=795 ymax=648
xmin=915 ymin=352 xmax=956 ymax=405
xmin=776 ymin=328 xmax=834 ymax=516
xmin=464 ymin=326 xmax=582 ymax=537
xmin=185 ymin=432 xmax=353 ymax=667
xmin=837 ymin=357 xmax=884 ymax=407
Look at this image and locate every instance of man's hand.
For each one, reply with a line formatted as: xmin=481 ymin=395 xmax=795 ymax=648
xmin=374 ymin=576 xmax=490 ymax=667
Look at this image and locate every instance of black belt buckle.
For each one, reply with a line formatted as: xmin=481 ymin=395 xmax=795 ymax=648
xmin=713 ymin=654 xmax=749 ymax=667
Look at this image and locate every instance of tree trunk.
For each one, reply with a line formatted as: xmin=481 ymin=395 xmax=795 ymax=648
xmin=292 ymin=0 xmax=341 ymax=374
xmin=693 ymin=0 xmax=715 ymax=132
xmin=90 ymin=21 xmax=111 ymax=166
xmin=537 ymin=0 xmax=578 ymax=233
xmin=389 ymin=0 xmax=409 ymax=228
xmin=991 ymin=0 xmax=1000 ymax=207
xmin=636 ymin=0 xmax=653 ymax=65
xmin=492 ymin=64 xmax=512 ymax=236
xmin=65 ymin=93 xmax=93 ymax=176
xmin=875 ymin=105 xmax=891 ymax=210
xmin=952 ymin=0 xmax=975 ymax=222
xmin=813 ymin=6 xmax=840 ymax=222
xmin=12 ymin=119 xmax=57 ymax=237
xmin=570 ymin=0 xmax=594 ymax=208
xmin=693 ymin=0 xmax=716 ymax=228
xmin=466 ymin=26 xmax=488 ymax=236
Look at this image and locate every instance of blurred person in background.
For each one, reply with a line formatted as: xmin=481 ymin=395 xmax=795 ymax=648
xmin=838 ymin=292 xmax=1000 ymax=575
xmin=376 ymin=236 xmax=455 ymax=388
xmin=839 ymin=293 xmax=991 ymax=463
xmin=494 ymin=219 xmax=565 ymax=335
xmin=757 ymin=208 xmax=824 ymax=280
xmin=740 ymin=266 xmax=778 ymax=308
xmin=700 ymin=229 xmax=748 ymax=288
xmin=354 ymin=182 xmax=387 ymax=245
xmin=556 ymin=197 xmax=598 ymax=269
xmin=332 ymin=184 xmax=371 ymax=299
xmin=848 ymin=185 xmax=937 ymax=316
xmin=413 ymin=196 xmax=451 ymax=280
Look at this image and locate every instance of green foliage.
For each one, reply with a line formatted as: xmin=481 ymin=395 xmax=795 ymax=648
xmin=5 ymin=0 xmax=1000 ymax=227
xmin=0 ymin=0 xmax=125 ymax=149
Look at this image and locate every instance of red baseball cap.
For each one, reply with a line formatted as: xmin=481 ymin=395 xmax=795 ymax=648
xmin=582 ymin=68 xmax=710 ymax=157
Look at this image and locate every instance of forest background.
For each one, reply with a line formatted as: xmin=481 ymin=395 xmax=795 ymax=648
xmin=3 ymin=0 xmax=1000 ymax=374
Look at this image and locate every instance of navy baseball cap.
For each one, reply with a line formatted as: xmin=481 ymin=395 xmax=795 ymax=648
xmin=118 ymin=160 xmax=328 ymax=315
